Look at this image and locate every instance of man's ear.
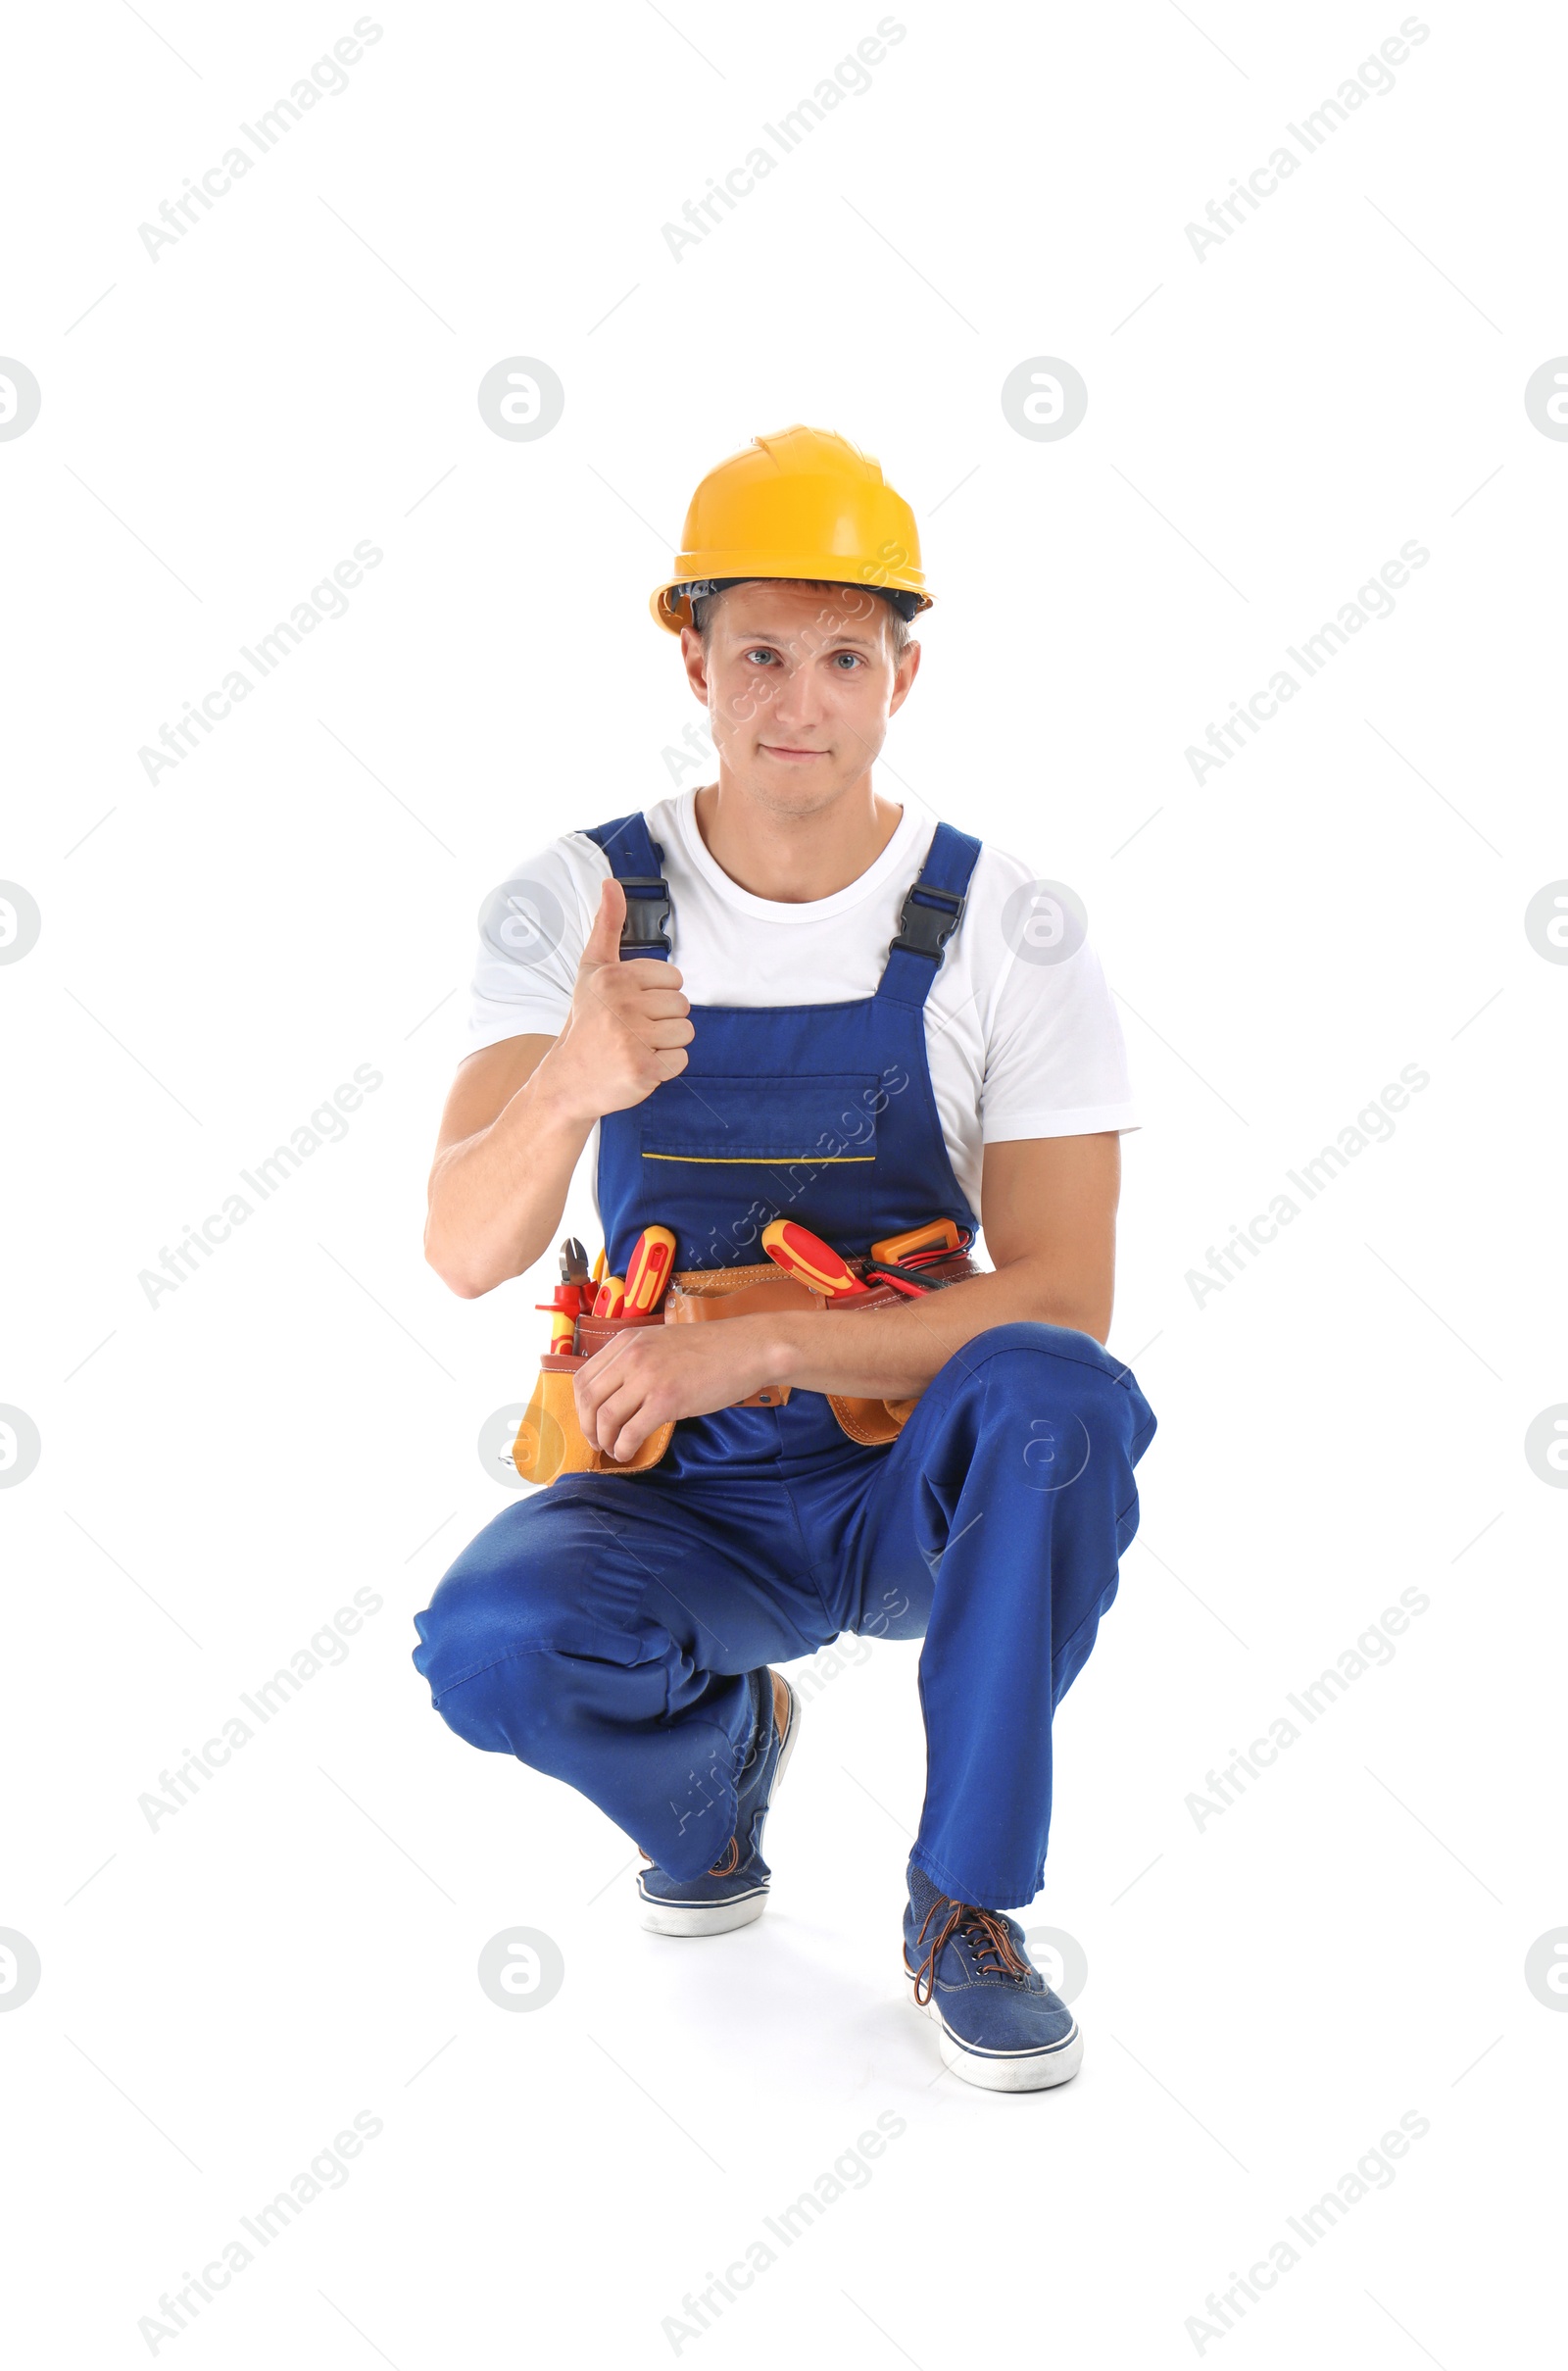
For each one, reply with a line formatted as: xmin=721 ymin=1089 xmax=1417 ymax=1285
xmin=888 ymin=638 xmax=922 ymax=718
xmin=679 ymin=623 xmax=710 ymax=704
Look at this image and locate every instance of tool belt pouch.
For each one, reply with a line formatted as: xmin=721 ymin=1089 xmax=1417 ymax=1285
xmin=667 ymin=1253 xmax=982 ymax=1449
xmin=512 ymin=1309 xmax=674 ymax=1485
xmin=821 ymin=1250 xmax=982 ymax=1445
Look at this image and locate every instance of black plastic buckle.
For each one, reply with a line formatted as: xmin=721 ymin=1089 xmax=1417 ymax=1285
xmin=890 ymin=882 xmax=965 ymax=964
xmin=618 ymin=877 xmax=672 ymax=955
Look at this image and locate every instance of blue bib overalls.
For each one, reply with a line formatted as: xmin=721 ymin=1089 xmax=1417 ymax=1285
xmin=413 ymin=812 xmax=1155 ymax=1910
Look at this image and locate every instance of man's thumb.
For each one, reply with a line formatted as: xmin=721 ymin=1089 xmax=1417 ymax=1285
xmin=581 ymin=875 xmax=625 ymax=970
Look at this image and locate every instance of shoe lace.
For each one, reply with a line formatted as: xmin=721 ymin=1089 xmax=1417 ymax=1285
xmin=912 ymin=1895 xmax=1028 ymax=2004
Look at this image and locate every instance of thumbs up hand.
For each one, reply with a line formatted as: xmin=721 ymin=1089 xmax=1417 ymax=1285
xmin=543 ymin=877 xmax=692 ymax=1123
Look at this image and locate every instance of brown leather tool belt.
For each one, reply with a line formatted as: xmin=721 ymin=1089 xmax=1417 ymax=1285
xmin=513 ymin=1253 xmax=980 ymax=1482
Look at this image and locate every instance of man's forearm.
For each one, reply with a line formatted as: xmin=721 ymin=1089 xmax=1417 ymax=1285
xmin=425 ymin=1057 xmax=592 ymax=1297
xmin=761 ymin=1259 xmax=1111 ymax=1400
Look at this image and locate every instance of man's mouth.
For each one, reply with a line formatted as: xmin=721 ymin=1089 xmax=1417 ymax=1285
xmin=759 ymin=743 xmax=830 ymax=763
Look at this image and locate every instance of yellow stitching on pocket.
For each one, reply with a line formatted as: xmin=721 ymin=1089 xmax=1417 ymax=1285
xmin=640 ymin=1153 xmax=875 ymax=1164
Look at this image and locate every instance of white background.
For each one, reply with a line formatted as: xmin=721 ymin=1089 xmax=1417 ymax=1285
xmin=3 ymin=1 xmax=1564 ymax=2362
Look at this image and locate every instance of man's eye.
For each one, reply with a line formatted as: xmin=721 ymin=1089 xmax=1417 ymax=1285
xmin=744 ymin=648 xmax=777 ymax=666
xmin=834 ymin=652 xmax=864 ymax=668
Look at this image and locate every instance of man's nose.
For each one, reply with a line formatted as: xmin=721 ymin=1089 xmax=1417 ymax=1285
xmin=767 ymin=661 xmax=824 ymax=735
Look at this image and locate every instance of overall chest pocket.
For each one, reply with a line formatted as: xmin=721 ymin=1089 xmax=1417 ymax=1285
xmin=639 ymin=1074 xmax=883 ymax=1251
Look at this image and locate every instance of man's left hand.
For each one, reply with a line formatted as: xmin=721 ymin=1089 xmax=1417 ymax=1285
xmin=575 ymin=1316 xmax=785 ymax=1461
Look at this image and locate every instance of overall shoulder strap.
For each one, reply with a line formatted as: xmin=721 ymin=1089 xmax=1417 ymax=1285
xmin=876 ymin=821 xmax=983 ymax=1007
xmin=579 ymin=813 xmax=671 ymax=959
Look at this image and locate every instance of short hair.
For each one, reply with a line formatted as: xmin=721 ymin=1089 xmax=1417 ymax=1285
xmin=688 ymin=578 xmax=915 ymax=662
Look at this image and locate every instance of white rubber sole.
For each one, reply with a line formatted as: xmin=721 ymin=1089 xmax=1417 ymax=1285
xmin=639 ymin=1883 xmax=768 ymax=1938
xmin=907 ymin=1975 xmax=1084 ymax=2092
xmin=639 ymin=1675 xmax=802 ymax=1938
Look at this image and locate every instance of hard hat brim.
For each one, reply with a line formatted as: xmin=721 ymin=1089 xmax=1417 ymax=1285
xmin=651 ymin=564 xmax=933 ymax=634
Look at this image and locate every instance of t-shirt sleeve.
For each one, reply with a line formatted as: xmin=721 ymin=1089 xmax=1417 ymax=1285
xmin=980 ymin=937 xmax=1140 ymax=1141
xmin=466 ymin=831 xmax=607 ymax=1056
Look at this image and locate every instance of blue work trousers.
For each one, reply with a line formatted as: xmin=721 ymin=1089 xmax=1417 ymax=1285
xmin=414 ymin=1322 xmax=1155 ymax=1910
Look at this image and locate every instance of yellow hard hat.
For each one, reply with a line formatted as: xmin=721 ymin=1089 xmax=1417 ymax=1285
xmin=651 ymin=424 xmax=932 ymax=633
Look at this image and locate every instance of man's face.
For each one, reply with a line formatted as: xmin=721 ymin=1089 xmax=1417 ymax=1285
xmin=680 ymin=579 xmax=920 ymax=813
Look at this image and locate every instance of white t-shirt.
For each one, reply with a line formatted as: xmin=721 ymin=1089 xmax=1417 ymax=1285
xmin=466 ymin=790 xmax=1138 ymax=1217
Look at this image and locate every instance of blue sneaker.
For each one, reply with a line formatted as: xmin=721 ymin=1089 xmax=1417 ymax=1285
xmin=638 ymin=1670 xmax=801 ymax=1937
xmin=903 ymin=1862 xmax=1083 ymax=2092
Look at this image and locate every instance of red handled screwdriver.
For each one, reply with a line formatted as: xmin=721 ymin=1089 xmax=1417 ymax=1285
xmin=623 ymin=1226 xmax=677 ymax=1312
xmin=535 ymin=1284 xmax=581 ymax=1351
xmin=761 ymin=1219 xmax=874 ymax=1300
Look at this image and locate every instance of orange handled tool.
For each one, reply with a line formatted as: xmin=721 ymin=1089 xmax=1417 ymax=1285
xmin=623 ymin=1226 xmax=677 ymax=1313
xmin=591 ymin=1275 xmax=626 ymax=1318
xmin=870 ymin=1217 xmax=961 ymax=1267
xmin=534 ymin=1286 xmax=579 ymax=1351
xmin=761 ymin=1218 xmax=872 ymax=1300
